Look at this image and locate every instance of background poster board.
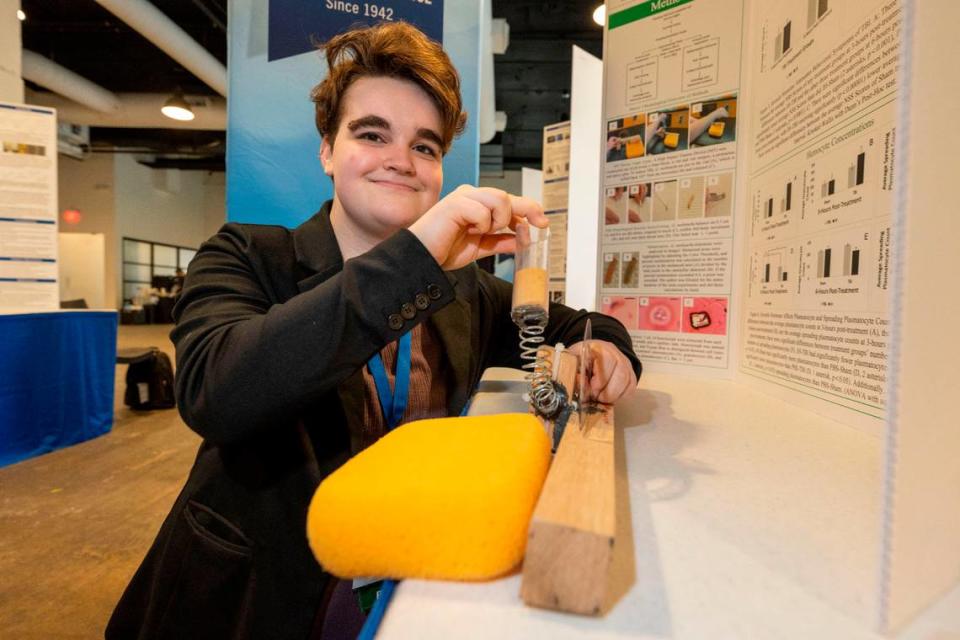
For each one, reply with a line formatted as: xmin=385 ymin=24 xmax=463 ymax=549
xmin=0 ymin=102 xmax=58 ymax=312
xmin=541 ymin=121 xmax=570 ymax=304
xmin=600 ymin=0 xmax=743 ymax=372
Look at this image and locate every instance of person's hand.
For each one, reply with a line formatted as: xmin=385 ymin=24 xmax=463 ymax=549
xmin=408 ymin=185 xmax=547 ymax=271
xmin=607 ymin=136 xmax=622 ymax=151
xmin=714 ymin=106 xmax=729 ymax=120
xmin=567 ymin=339 xmax=638 ymax=404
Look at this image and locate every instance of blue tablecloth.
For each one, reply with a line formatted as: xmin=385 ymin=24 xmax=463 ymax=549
xmin=0 ymin=311 xmax=118 ymax=468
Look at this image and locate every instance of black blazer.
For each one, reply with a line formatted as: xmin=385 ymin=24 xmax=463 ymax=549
xmin=107 ymin=202 xmax=640 ymax=639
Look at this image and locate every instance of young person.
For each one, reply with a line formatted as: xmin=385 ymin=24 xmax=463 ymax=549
xmin=107 ymin=21 xmax=640 ymax=639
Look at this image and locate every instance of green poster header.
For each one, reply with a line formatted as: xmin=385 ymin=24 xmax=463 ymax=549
xmin=609 ymin=0 xmax=694 ymax=30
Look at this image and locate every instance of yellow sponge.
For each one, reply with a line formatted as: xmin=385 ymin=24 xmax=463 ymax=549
xmin=306 ymin=413 xmax=551 ymax=581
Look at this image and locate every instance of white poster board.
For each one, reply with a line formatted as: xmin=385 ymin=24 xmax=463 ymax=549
xmin=0 ymin=102 xmax=59 ymax=312
xmin=600 ymin=0 xmax=743 ymax=373
xmin=541 ymin=121 xmax=570 ymax=304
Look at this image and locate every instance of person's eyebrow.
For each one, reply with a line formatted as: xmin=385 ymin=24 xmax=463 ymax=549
xmin=416 ymin=128 xmax=444 ymax=149
xmin=347 ymin=115 xmax=390 ymax=131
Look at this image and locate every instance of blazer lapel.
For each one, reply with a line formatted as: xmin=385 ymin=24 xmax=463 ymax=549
xmin=292 ymin=201 xmax=344 ymax=294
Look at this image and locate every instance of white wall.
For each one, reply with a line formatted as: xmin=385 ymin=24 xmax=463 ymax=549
xmin=115 ymin=156 xmax=209 ymax=249
xmin=202 ymin=171 xmax=227 ymax=239
xmin=113 ymin=155 xmax=225 ymax=307
xmin=58 ymin=233 xmax=105 ymax=308
xmin=56 ymin=153 xmax=226 ymax=308
xmin=0 ymin=0 xmax=23 ymax=103
xmin=58 ymin=154 xmax=118 ymax=306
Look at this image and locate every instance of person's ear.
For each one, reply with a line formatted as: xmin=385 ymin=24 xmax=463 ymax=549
xmin=319 ymin=136 xmax=334 ymax=177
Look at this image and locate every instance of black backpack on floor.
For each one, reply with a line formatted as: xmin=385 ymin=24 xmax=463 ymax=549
xmin=123 ymin=348 xmax=176 ymax=410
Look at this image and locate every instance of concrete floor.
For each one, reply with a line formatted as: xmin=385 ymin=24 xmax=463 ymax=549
xmin=0 ymin=324 xmax=200 ymax=639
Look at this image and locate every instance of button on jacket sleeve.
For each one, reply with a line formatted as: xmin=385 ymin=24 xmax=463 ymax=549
xmin=171 ymin=224 xmax=454 ymax=445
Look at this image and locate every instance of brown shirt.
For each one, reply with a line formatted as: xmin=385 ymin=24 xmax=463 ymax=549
xmin=357 ymin=322 xmax=449 ymax=451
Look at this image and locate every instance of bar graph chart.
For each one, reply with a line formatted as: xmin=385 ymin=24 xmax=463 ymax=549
xmin=820 ymin=149 xmax=867 ymax=198
xmin=774 ymin=20 xmax=792 ymax=61
xmin=756 ymin=248 xmax=791 ymax=287
xmin=816 ymin=243 xmax=860 ymax=279
xmin=843 ymin=243 xmax=861 ymax=277
xmin=763 ymin=179 xmax=794 ymax=217
xmin=807 ymin=0 xmax=829 ymax=30
xmin=753 ymin=172 xmax=800 ymax=240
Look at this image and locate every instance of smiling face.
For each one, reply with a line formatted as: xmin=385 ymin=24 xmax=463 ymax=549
xmin=320 ymin=76 xmax=444 ymax=250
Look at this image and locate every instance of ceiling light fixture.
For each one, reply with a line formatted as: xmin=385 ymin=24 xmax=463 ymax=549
xmin=592 ymin=4 xmax=605 ymax=27
xmin=17 ymin=9 xmax=26 ymax=21
xmin=161 ymin=91 xmax=195 ymax=122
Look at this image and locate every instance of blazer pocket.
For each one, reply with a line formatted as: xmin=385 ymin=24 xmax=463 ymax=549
xmin=156 ymin=501 xmax=255 ymax=639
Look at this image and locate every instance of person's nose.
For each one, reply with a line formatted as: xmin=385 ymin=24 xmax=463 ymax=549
xmin=383 ymin=144 xmax=415 ymax=176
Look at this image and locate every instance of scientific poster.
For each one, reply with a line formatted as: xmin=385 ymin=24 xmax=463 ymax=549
xmin=542 ymin=121 xmax=570 ymax=303
xmin=739 ymin=0 xmax=901 ymax=420
xmin=0 ymin=103 xmax=59 ymax=312
xmin=600 ymin=0 xmax=743 ymax=369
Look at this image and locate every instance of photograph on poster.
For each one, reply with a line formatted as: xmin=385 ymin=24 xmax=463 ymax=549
xmin=602 ymin=296 xmax=639 ymax=330
xmin=602 ymin=252 xmax=621 ymax=288
xmin=620 ymin=251 xmax=640 ymax=288
xmin=677 ymin=176 xmax=705 ymax=219
xmin=652 ymin=180 xmax=678 ymax=221
xmin=638 ymin=296 xmax=683 ymax=332
xmin=2 ymin=141 xmax=47 ymax=156
xmin=704 ymin=172 xmax=734 ymax=217
xmin=690 ymin=94 xmax=737 ymax=147
xmin=627 ymin=183 xmax=651 ymax=223
xmin=645 ymin=106 xmax=689 ymax=155
xmin=683 ymin=297 xmax=728 ymax=335
xmin=605 ymin=114 xmax=645 ymax=163
xmin=604 ymin=186 xmax=628 ymax=225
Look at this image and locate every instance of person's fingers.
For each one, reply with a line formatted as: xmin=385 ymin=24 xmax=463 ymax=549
xmin=466 ymin=187 xmax=515 ymax=232
xmin=592 ymin=346 xmax=637 ymax=403
xmin=454 ymin=194 xmax=496 ymax=234
xmin=590 ymin=347 xmax=618 ymax=398
xmin=508 ymin=194 xmax=548 ymax=228
xmin=597 ymin=360 xmax=631 ymax=403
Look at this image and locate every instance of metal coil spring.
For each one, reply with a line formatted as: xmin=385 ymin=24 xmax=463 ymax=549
xmin=518 ymin=323 xmax=561 ymax=418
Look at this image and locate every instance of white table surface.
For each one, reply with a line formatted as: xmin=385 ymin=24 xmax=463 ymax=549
xmin=378 ymin=370 xmax=960 ymax=639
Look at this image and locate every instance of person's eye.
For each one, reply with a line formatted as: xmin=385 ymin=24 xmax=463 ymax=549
xmin=358 ymin=131 xmax=385 ymax=143
xmin=414 ymin=143 xmax=439 ymax=157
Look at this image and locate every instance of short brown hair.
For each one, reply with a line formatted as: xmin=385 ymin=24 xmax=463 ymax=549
xmin=311 ymin=22 xmax=467 ymax=154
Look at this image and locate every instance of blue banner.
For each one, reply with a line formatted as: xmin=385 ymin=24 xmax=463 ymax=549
xmin=268 ymin=0 xmax=445 ymax=62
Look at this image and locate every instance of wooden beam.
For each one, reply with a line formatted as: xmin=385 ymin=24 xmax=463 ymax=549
xmin=521 ymin=348 xmax=618 ymax=615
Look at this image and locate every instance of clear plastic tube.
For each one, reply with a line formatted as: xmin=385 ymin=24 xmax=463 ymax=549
xmin=511 ymin=222 xmax=550 ymax=325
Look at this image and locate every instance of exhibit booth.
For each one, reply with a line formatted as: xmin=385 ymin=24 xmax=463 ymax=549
xmin=226 ymin=0 xmax=960 ymax=637
xmin=1 ymin=0 xmax=957 ymax=637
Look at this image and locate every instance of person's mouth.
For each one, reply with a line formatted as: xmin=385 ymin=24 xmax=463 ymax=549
xmin=371 ymin=179 xmax=419 ymax=192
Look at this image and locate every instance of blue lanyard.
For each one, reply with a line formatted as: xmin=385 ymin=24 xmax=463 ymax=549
xmin=358 ymin=336 xmax=471 ymax=639
xmin=367 ymin=331 xmax=412 ymax=431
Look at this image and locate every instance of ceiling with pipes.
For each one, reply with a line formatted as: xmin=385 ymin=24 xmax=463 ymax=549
xmin=20 ymin=0 xmax=601 ymax=171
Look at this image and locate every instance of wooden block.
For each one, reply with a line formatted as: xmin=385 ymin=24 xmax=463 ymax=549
xmin=521 ymin=355 xmax=618 ymax=616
